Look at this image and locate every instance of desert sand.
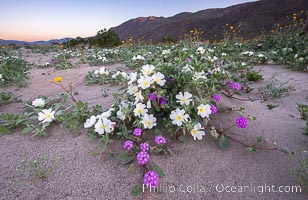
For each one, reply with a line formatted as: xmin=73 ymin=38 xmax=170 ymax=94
xmin=0 ymin=52 xmax=307 ymax=200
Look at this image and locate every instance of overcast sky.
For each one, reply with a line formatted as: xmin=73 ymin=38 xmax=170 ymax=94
xmin=0 ymin=0 xmax=257 ymax=41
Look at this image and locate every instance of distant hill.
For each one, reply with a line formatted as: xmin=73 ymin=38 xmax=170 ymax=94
xmin=111 ymin=0 xmax=308 ymax=42
xmin=0 ymin=38 xmax=73 ymax=46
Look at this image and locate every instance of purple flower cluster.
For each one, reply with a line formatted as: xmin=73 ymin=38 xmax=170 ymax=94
xmin=210 ymin=105 xmax=217 ymax=115
xmin=140 ymin=142 xmax=150 ymax=152
xmin=229 ymin=81 xmax=242 ymax=91
xmin=123 ymin=140 xmax=133 ymax=151
xmin=236 ymin=116 xmax=248 ymax=128
xmin=137 ymin=151 xmax=150 ymax=165
xmin=159 ymin=97 xmax=168 ymax=105
xmin=166 ymin=77 xmax=176 ymax=83
xmin=53 ymin=59 xmax=60 ymax=64
xmin=133 ymin=128 xmax=143 ymax=137
xmin=149 ymin=92 xmax=156 ymax=101
xmin=144 ymin=171 xmax=159 ymax=188
xmin=155 ymin=135 xmax=166 ymax=145
xmin=187 ymin=57 xmax=193 ymax=62
xmin=213 ymin=94 xmax=220 ymax=102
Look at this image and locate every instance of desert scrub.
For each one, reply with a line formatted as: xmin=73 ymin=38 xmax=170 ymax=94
xmin=12 ymin=155 xmax=60 ymax=186
xmin=0 ymin=92 xmax=21 ymax=106
xmin=290 ymin=151 xmax=308 ymax=192
xmin=86 ymin=67 xmax=128 ymax=85
xmin=258 ymin=75 xmax=294 ymax=99
xmin=297 ymin=103 xmax=308 ymax=120
xmin=0 ymin=56 xmax=30 ymax=87
xmin=246 ymin=70 xmax=263 ymax=82
xmin=0 ymin=113 xmax=27 ymax=135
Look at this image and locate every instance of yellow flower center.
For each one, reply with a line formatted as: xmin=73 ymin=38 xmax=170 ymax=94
xmin=181 ymin=98 xmax=187 ymax=103
xmin=45 ymin=113 xmax=51 ymax=119
xmin=199 ymin=107 xmax=205 ymax=113
xmin=145 ymin=120 xmax=152 ymax=126
xmin=191 ymin=129 xmax=198 ymax=135
xmin=143 ymin=81 xmax=149 ymax=87
xmin=136 ymin=108 xmax=142 ymax=114
xmin=101 ymin=124 xmax=107 ymax=129
xmin=176 ymin=115 xmax=183 ymax=121
xmin=145 ymin=69 xmax=151 ymax=74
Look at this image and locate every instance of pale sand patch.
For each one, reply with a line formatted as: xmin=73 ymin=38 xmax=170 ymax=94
xmin=0 ymin=61 xmax=307 ymax=199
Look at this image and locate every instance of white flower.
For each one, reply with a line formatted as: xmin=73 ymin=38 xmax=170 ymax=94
xmin=84 ymin=115 xmax=97 ymax=128
xmin=99 ymin=67 xmax=109 ymax=75
xmin=97 ymin=109 xmax=112 ymax=119
xmin=193 ymin=71 xmax=207 ymax=81
xmin=181 ymin=64 xmax=195 ymax=73
xmin=32 ymin=98 xmax=45 ymax=107
xmin=128 ymin=72 xmax=137 ymax=85
xmin=176 ymin=91 xmax=193 ymax=106
xmin=197 ymin=104 xmax=212 ymax=118
xmin=94 ymin=118 xmax=114 ymax=135
xmin=141 ymin=114 xmax=157 ymax=129
xmin=116 ymin=110 xmax=125 ymax=120
xmin=152 ymin=72 xmax=166 ymax=86
xmin=221 ymin=53 xmax=227 ymax=57
xmin=132 ymin=55 xmax=145 ymax=61
xmin=134 ymin=91 xmax=144 ymax=104
xmin=196 ymin=47 xmax=205 ymax=54
xmin=112 ymin=71 xmax=121 ymax=79
xmin=134 ymin=103 xmax=148 ymax=117
xmin=137 ymin=75 xmax=153 ymax=89
xmin=0 ymin=74 xmax=2 ymax=79
xmin=142 ymin=64 xmax=155 ymax=75
xmin=127 ymin=85 xmax=139 ymax=95
xmin=38 ymin=108 xmax=55 ymax=123
xmin=191 ymin=123 xmax=205 ymax=140
xmin=162 ymin=49 xmax=170 ymax=55
xmin=170 ymin=108 xmax=190 ymax=126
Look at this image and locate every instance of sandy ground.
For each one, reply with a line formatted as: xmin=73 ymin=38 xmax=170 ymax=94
xmin=0 ymin=55 xmax=307 ymax=200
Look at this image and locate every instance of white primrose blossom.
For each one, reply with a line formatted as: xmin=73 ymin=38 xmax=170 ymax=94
xmin=84 ymin=115 xmax=97 ymax=128
xmin=176 ymin=91 xmax=193 ymax=106
xmin=94 ymin=118 xmax=115 ymax=135
xmin=137 ymin=75 xmax=153 ymax=89
xmin=170 ymin=108 xmax=190 ymax=126
xmin=191 ymin=123 xmax=206 ymax=140
xmin=38 ymin=108 xmax=55 ymax=124
xmin=152 ymin=72 xmax=166 ymax=86
xmin=32 ymin=98 xmax=45 ymax=107
xmin=133 ymin=103 xmax=148 ymax=117
xmin=142 ymin=64 xmax=155 ymax=76
xmin=197 ymin=104 xmax=212 ymax=118
xmin=141 ymin=114 xmax=157 ymax=129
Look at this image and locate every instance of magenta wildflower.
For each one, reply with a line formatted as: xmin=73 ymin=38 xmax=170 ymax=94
xmin=213 ymin=94 xmax=220 ymax=102
xmin=133 ymin=128 xmax=143 ymax=137
xmin=155 ymin=135 xmax=166 ymax=145
xmin=187 ymin=57 xmax=193 ymax=62
xmin=123 ymin=140 xmax=133 ymax=151
xmin=166 ymin=77 xmax=176 ymax=83
xmin=229 ymin=81 xmax=241 ymax=91
xmin=149 ymin=92 xmax=156 ymax=101
xmin=140 ymin=142 xmax=150 ymax=152
xmin=137 ymin=151 xmax=150 ymax=165
xmin=210 ymin=105 xmax=217 ymax=115
xmin=236 ymin=116 xmax=248 ymax=128
xmin=144 ymin=171 xmax=159 ymax=188
xmin=159 ymin=97 xmax=168 ymax=105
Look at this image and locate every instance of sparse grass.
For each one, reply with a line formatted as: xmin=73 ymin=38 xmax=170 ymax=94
xmin=258 ymin=75 xmax=294 ymax=99
xmin=297 ymin=103 xmax=308 ymax=120
xmin=12 ymin=155 xmax=60 ymax=186
xmin=0 ymin=92 xmax=21 ymax=106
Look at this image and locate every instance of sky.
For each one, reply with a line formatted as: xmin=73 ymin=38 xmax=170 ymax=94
xmin=0 ymin=0 xmax=257 ymax=41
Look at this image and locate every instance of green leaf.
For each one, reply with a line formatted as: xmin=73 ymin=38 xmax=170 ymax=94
xmin=117 ymin=152 xmax=129 ymax=161
xmin=131 ymin=185 xmax=142 ymax=196
xmin=178 ymin=135 xmax=187 ymax=143
xmin=123 ymin=156 xmax=135 ymax=165
xmin=218 ymin=136 xmax=229 ymax=149
xmin=154 ymin=129 xmax=162 ymax=135
xmin=152 ymin=163 xmax=165 ymax=177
